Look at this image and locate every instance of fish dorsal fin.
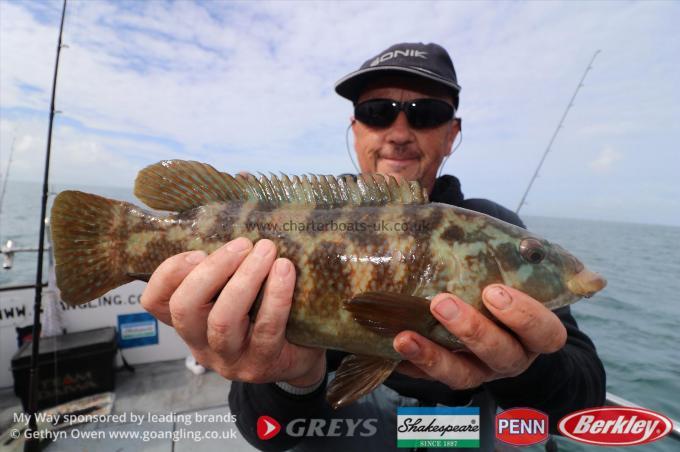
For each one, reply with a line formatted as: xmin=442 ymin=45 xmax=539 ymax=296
xmin=134 ymin=160 xmax=247 ymax=211
xmin=326 ymin=354 xmax=399 ymax=409
xmin=134 ymin=160 xmax=428 ymax=211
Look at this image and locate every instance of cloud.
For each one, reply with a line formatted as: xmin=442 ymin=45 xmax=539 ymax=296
xmin=0 ymin=113 xmax=184 ymax=187
xmin=589 ymin=147 xmax=622 ymax=172
xmin=1 ymin=0 xmax=679 ymax=225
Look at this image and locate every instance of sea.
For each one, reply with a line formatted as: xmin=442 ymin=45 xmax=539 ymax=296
xmin=0 ymin=180 xmax=678 ymax=451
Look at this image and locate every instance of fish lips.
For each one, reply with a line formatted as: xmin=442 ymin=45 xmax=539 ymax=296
xmin=567 ymin=268 xmax=607 ymax=298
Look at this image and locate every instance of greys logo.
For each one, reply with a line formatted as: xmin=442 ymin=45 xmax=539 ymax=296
xmin=286 ymin=418 xmax=377 ymax=437
xmin=370 ymin=49 xmax=427 ymax=67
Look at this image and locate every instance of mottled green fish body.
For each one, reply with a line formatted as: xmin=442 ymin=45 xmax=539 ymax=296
xmin=50 ymin=160 xmax=606 ymax=408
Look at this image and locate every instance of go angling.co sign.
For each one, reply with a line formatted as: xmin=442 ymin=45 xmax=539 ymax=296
xmin=558 ymin=407 xmax=673 ymax=446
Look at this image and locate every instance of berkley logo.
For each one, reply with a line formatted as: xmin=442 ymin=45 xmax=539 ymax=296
xmin=496 ymin=408 xmax=549 ymax=446
xmin=558 ymin=407 xmax=673 ymax=446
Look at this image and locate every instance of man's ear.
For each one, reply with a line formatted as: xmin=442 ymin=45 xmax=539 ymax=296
xmin=445 ymin=118 xmax=461 ymax=154
xmin=451 ymin=117 xmax=461 ymax=135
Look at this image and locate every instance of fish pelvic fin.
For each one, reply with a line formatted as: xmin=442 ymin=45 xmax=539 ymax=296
xmin=134 ymin=159 xmax=428 ymax=212
xmin=326 ymin=354 xmax=399 ymax=410
xmin=50 ymin=191 xmax=135 ymax=306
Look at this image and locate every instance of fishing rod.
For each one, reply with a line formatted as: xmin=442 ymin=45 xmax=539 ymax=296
xmin=515 ymin=50 xmax=601 ymax=215
xmin=25 ymin=0 xmax=68 ymax=450
xmin=0 ymin=135 xmax=17 ymax=247
xmin=0 ymin=135 xmax=16 ymax=217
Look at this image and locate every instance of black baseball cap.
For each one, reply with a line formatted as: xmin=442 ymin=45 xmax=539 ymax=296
xmin=335 ymin=42 xmax=461 ymax=108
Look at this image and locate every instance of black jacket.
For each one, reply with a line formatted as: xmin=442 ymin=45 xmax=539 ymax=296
xmin=229 ymin=174 xmax=606 ymax=450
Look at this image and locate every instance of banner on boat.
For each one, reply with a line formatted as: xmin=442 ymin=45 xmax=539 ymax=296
xmin=0 ymin=282 xmax=188 ymax=389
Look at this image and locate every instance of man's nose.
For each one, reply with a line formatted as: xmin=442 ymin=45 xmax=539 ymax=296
xmin=385 ymin=111 xmax=414 ymax=145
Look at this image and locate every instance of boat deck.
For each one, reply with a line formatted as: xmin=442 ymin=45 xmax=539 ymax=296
xmin=0 ymin=358 xmax=258 ymax=451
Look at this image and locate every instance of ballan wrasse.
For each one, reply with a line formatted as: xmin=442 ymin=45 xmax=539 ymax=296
xmin=50 ymin=160 xmax=607 ymax=408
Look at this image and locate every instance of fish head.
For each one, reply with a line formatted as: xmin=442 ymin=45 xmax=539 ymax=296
xmin=485 ymin=223 xmax=607 ymax=309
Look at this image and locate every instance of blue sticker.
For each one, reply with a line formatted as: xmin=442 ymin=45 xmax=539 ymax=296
xmin=117 ymin=312 xmax=158 ymax=348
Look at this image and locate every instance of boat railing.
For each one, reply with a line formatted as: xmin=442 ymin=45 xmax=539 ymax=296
xmin=606 ymin=392 xmax=680 ymax=442
xmin=2 ymin=239 xmax=52 ymax=270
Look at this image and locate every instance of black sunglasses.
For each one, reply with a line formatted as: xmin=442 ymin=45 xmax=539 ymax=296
xmin=354 ymin=98 xmax=455 ymax=129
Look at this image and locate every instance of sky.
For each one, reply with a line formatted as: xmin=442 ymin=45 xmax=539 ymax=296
xmin=1 ymin=0 xmax=679 ymax=226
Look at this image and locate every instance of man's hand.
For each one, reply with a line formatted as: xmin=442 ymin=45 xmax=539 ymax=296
xmin=393 ymin=285 xmax=567 ymax=388
xmin=140 ymin=237 xmax=326 ymax=387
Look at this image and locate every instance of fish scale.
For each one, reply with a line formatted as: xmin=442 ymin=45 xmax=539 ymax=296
xmin=50 ymin=159 xmax=606 ymax=409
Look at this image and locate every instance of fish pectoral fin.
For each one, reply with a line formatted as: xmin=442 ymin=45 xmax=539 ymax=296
xmin=344 ymin=291 xmax=438 ymax=337
xmin=326 ymin=354 xmax=399 ymax=410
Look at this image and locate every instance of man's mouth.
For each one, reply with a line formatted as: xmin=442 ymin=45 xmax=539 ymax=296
xmin=378 ymin=153 xmax=420 ymax=164
xmin=377 ymin=155 xmax=419 ymax=172
xmin=380 ymin=154 xmax=419 ymax=161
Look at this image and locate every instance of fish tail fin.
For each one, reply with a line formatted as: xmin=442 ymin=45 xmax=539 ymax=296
xmin=50 ymin=190 xmax=135 ymax=306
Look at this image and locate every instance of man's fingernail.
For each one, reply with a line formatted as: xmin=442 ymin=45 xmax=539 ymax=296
xmin=185 ymin=250 xmax=207 ymax=264
xmin=486 ymin=286 xmax=512 ymax=309
xmin=398 ymin=339 xmax=420 ymax=358
xmin=253 ymin=240 xmax=272 ymax=257
xmin=434 ymin=297 xmax=459 ymax=320
xmin=226 ymin=237 xmax=250 ymax=253
xmin=275 ymin=259 xmax=291 ymax=276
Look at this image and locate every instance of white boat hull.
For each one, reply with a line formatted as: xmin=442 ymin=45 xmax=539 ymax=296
xmin=0 ymin=281 xmax=189 ymax=389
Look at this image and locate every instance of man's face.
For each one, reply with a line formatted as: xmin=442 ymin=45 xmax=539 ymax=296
xmin=352 ymin=76 xmax=460 ymax=194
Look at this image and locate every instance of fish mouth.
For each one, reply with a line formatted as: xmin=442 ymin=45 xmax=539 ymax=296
xmin=567 ymin=268 xmax=607 ymax=298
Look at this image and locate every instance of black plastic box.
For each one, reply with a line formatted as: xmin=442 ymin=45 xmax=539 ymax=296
xmin=11 ymin=327 xmax=117 ymax=410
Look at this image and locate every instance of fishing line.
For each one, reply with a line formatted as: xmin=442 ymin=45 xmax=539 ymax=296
xmin=345 ymin=122 xmax=360 ymax=173
xmin=438 ymin=126 xmax=463 ymax=178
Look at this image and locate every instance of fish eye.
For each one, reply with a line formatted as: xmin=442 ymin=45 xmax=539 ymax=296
xmin=520 ymin=238 xmax=546 ymax=264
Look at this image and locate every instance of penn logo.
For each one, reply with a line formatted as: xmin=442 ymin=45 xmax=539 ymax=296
xmin=558 ymin=407 xmax=673 ymax=446
xmin=370 ymin=49 xmax=427 ymax=67
xmin=257 ymin=415 xmax=281 ymax=440
xmin=495 ymin=408 xmax=548 ymax=446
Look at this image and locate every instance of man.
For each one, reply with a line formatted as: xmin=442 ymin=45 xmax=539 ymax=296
xmin=141 ymin=43 xmax=605 ymax=451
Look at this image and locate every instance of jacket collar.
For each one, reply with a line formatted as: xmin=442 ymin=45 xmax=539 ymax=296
xmin=430 ymin=174 xmax=464 ymax=206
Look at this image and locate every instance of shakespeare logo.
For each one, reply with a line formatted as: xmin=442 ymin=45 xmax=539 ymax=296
xmin=397 ymin=407 xmax=480 ymax=449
